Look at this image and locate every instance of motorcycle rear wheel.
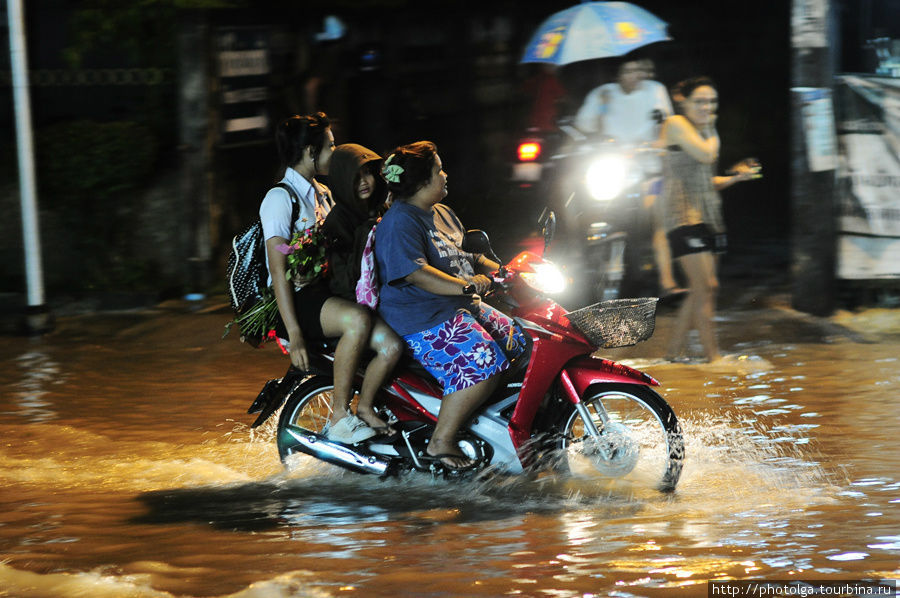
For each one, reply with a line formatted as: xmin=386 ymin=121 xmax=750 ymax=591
xmin=276 ymin=376 xmax=338 ymax=462
xmin=557 ymin=383 xmax=683 ymax=492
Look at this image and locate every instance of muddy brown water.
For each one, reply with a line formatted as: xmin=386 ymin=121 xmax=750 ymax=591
xmin=0 ymin=297 xmax=898 ymax=597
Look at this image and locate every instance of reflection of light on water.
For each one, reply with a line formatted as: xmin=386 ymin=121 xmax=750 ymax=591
xmin=827 ymin=551 xmax=869 ymax=561
xmin=10 ymin=349 xmax=63 ymax=423
xmin=868 ymin=536 xmax=900 ymax=550
xmin=0 ymin=561 xmax=331 ymax=598
xmin=560 ymin=512 xmax=600 ymax=548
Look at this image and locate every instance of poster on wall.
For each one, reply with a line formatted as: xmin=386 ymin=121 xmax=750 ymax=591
xmin=834 ymin=75 xmax=900 ymax=280
xmin=795 ymin=87 xmax=838 ymax=172
xmin=791 ymin=0 xmax=828 ymax=49
xmin=216 ymin=27 xmax=272 ymax=147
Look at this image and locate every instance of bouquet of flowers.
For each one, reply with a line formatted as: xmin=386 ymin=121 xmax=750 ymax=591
xmin=278 ymin=221 xmax=330 ymax=287
xmin=224 ymin=222 xmax=329 ymax=345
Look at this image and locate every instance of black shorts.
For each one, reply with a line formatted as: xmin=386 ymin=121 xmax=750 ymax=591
xmin=274 ymin=278 xmax=333 ymax=341
xmin=667 ymin=224 xmax=727 ymax=259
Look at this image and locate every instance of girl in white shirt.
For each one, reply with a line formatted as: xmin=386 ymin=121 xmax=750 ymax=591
xmin=260 ymin=113 xmax=402 ymax=443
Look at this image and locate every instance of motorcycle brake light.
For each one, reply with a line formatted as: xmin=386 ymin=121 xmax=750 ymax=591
xmin=517 ymin=141 xmax=541 ymax=162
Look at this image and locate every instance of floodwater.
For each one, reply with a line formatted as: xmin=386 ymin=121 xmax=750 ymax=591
xmin=0 ymin=297 xmax=898 ymax=598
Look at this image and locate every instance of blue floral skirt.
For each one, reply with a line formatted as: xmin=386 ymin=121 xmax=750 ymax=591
xmin=403 ymin=303 xmax=527 ymax=396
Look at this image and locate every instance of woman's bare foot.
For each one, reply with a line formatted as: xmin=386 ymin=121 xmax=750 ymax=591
xmin=357 ymin=406 xmax=393 ymax=434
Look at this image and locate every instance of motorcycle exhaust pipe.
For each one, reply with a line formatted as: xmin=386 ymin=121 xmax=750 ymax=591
xmin=278 ymin=425 xmax=391 ymax=476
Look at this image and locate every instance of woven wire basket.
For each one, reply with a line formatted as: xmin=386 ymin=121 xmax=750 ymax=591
xmin=565 ymin=297 xmax=659 ymax=348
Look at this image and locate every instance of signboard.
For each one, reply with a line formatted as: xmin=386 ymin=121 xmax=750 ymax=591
xmin=794 ymin=87 xmax=838 ymax=172
xmin=216 ymin=27 xmax=271 ymax=146
xmin=791 ymin=0 xmax=828 ymax=49
xmin=834 ymin=75 xmax=900 ymax=280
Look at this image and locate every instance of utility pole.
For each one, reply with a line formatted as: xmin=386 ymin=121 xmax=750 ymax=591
xmin=7 ymin=0 xmax=51 ymax=332
xmin=178 ymin=11 xmax=213 ymax=298
xmin=791 ymin=0 xmax=838 ymax=316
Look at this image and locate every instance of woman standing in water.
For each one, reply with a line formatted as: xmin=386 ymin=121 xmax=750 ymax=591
xmin=660 ymin=77 xmax=759 ymax=363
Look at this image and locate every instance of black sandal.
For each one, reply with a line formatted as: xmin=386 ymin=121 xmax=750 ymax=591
xmin=420 ymin=451 xmax=478 ymax=472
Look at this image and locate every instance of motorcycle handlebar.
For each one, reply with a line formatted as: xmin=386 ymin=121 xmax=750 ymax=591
xmin=463 ymin=270 xmax=510 ymax=297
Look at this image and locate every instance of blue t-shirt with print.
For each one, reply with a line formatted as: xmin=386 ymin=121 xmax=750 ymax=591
xmin=375 ymin=201 xmax=477 ymax=336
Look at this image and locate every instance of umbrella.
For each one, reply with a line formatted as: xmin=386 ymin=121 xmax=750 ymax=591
xmin=521 ymin=1 xmax=670 ymax=65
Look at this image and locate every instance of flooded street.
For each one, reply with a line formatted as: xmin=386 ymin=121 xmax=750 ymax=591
xmin=1 ymin=296 xmax=898 ymax=597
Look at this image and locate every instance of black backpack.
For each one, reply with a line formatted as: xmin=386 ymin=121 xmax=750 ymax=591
xmin=225 ymin=183 xmax=299 ymax=344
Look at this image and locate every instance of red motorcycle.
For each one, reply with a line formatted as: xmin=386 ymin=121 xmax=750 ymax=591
xmin=248 ymin=212 xmax=684 ymax=492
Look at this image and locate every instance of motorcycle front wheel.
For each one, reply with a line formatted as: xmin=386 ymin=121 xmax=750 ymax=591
xmin=276 ymin=376 xmax=337 ymax=462
xmin=557 ymin=383 xmax=684 ymax=492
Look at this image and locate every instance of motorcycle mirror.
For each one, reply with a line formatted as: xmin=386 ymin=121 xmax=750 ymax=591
xmin=462 ymin=229 xmax=502 ymax=265
xmin=538 ymin=208 xmax=556 ymax=253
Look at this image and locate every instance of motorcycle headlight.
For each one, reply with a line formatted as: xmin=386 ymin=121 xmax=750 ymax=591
xmin=585 ymin=155 xmax=629 ymax=201
xmin=520 ymin=263 xmax=567 ymax=295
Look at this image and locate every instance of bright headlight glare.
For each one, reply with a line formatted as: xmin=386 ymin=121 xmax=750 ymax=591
xmin=520 ymin=263 xmax=567 ymax=294
xmin=585 ymin=155 xmax=629 ymax=201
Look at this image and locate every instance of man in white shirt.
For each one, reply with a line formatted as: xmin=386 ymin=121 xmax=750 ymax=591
xmin=574 ymin=58 xmax=672 ymax=145
xmin=574 ymin=58 xmax=683 ymax=296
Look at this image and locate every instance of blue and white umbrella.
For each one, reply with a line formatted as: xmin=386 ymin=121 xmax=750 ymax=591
xmin=521 ymin=1 xmax=670 ymax=65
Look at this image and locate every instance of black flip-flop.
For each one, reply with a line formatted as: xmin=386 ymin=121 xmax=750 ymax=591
xmin=420 ymin=452 xmax=478 ymax=472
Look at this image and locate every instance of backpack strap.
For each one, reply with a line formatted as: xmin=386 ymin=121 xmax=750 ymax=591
xmin=273 ymin=182 xmax=300 ymax=234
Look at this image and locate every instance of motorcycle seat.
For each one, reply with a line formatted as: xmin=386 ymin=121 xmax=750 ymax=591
xmin=398 ymin=355 xmax=442 ymax=389
xmin=307 ymin=338 xmax=444 ymax=391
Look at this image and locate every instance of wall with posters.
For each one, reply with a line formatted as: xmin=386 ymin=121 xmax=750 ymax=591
xmin=834 ymin=75 xmax=900 ymax=280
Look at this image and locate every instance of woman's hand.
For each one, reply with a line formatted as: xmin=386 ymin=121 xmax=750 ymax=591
xmin=727 ymin=157 xmax=762 ymax=181
xmin=470 ymin=274 xmax=492 ymax=295
xmin=716 ymin=158 xmax=762 ymax=190
xmin=266 ymin=235 xmax=309 ymax=369
xmin=663 ymin=114 xmax=719 ymax=164
xmin=475 ymin=254 xmax=501 ymax=275
xmin=288 ymin=330 xmax=310 ymax=371
xmin=730 ymin=170 xmax=757 ymax=184
xmin=291 ymin=272 xmax=315 ymax=288
xmin=701 ymin=113 xmax=717 ymax=134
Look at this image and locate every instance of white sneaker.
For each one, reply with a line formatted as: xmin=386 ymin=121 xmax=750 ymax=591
xmin=324 ymin=414 xmax=376 ymax=444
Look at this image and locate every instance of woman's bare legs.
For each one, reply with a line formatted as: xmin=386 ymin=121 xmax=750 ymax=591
xmin=653 ymin=226 xmax=680 ymax=293
xmin=426 ymin=374 xmax=503 ymax=468
xmin=647 ymin=194 xmax=681 ymax=294
xmin=356 ymin=318 xmax=404 ymax=431
xmin=695 ymin=252 xmax=721 ymax=362
xmin=319 ymin=297 xmax=372 ymax=425
xmin=666 ymin=251 xmax=720 ymax=362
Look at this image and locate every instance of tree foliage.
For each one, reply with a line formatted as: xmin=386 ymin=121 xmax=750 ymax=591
xmin=63 ymin=0 xmax=245 ymax=68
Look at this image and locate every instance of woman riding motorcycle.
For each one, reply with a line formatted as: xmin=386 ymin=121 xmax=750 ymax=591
xmin=373 ymin=141 xmax=527 ymax=471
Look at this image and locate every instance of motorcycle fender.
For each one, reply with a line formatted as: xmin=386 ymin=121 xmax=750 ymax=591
xmin=247 ymin=378 xmax=282 ymax=415
xmin=507 ymin=337 xmax=590 ymax=449
xmin=561 ymin=356 xmax=659 ymax=404
xmin=247 ymin=367 xmax=311 ymax=429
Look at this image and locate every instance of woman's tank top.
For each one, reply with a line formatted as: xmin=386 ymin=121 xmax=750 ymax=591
xmin=660 ymin=137 xmax=724 ymax=234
